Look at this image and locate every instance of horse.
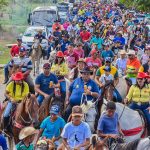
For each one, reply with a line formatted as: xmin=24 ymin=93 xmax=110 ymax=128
xmin=90 ymin=135 xmax=150 ymax=150
xmin=36 ymin=139 xmax=55 ymax=150
xmin=101 ymin=101 xmax=148 ymax=142
xmin=31 ymin=39 xmax=43 ymax=76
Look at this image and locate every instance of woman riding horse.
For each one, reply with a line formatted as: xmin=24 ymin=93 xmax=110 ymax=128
xmin=124 ymin=72 xmax=150 ymax=133
xmin=51 ymin=51 xmax=69 ymax=98
xmin=3 ymin=72 xmax=29 ymax=133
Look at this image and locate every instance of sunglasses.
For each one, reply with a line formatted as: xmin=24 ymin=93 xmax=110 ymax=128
xmin=128 ymin=54 xmax=133 ymax=57
xmin=106 ymin=61 xmax=111 ymax=63
xmin=137 ymin=78 xmax=144 ymax=80
xmin=82 ymin=73 xmax=90 ymax=75
xmin=57 ymin=57 xmax=63 ymax=58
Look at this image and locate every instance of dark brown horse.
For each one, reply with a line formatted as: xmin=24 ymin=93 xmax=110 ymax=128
xmin=0 ymin=94 xmax=39 ymax=147
xmin=38 ymin=93 xmax=65 ymax=123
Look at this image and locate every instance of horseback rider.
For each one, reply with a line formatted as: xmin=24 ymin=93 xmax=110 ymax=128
xmin=64 ymin=67 xmax=99 ymax=121
xmin=16 ymin=127 xmax=37 ymax=150
xmin=8 ymin=47 xmax=34 ymax=94
xmin=95 ymin=57 xmax=122 ymax=102
xmin=69 ymin=58 xmax=86 ymax=82
xmin=58 ymin=106 xmax=91 ymax=150
xmin=34 ymin=29 xmax=46 ymax=43
xmin=124 ymin=72 xmax=150 ymax=130
xmin=3 ymin=72 xmax=29 ymax=132
xmin=52 ymin=20 xmax=63 ymax=33
xmin=97 ymin=101 xmax=124 ymax=145
xmin=3 ymin=37 xmax=22 ymax=84
xmin=36 ymin=105 xmax=65 ymax=147
xmin=51 ymin=51 xmax=69 ymax=97
xmin=35 ymin=63 xmax=59 ymax=105
xmin=125 ymin=50 xmax=141 ymax=85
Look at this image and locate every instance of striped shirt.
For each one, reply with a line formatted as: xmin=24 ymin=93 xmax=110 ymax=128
xmin=9 ymin=56 xmax=32 ymax=73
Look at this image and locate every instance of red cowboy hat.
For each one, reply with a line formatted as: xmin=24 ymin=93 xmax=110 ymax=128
xmin=56 ymin=51 xmax=64 ymax=57
xmin=145 ymin=73 xmax=150 ymax=78
xmin=12 ymin=72 xmax=24 ymax=81
xmin=137 ymin=72 xmax=147 ymax=79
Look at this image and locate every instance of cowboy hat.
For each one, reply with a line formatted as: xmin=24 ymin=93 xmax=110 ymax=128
xmin=72 ymin=106 xmax=83 ymax=117
xmin=80 ymin=66 xmax=93 ymax=74
xmin=127 ymin=50 xmax=136 ymax=55
xmin=137 ymin=72 xmax=147 ymax=79
xmin=56 ymin=51 xmax=64 ymax=57
xmin=12 ymin=72 xmax=24 ymax=81
xmin=19 ymin=127 xmax=37 ymax=140
xmin=119 ymin=50 xmax=126 ymax=55
xmin=77 ymin=58 xmax=86 ymax=63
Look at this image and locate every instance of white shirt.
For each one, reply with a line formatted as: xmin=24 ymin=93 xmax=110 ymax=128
xmin=99 ymin=74 xmax=114 ymax=85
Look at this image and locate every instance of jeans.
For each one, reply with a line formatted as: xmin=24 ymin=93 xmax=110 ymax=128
xmin=129 ymin=102 xmax=150 ymax=124
xmin=60 ymin=81 xmax=66 ymax=95
xmin=0 ymin=134 xmax=8 ymax=150
xmin=37 ymin=95 xmax=44 ymax=105
xmin=3 ymin=101 xmax=12 ymax=118
xmin=4 ymin=63 xmax=9 ymax=81
xmin=99 ymin=88 xmax=122 ymax=102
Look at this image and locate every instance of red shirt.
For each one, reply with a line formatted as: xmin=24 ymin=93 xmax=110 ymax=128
xmin=64 ymin=50 xmax=79 ymax=69
xmin=10 ymin=45 xmax=20 ymax=57
xmin=80 ymin=31 xmax=91 ymax=42
xmin=85 ymin=57 xmax=102 ymax=67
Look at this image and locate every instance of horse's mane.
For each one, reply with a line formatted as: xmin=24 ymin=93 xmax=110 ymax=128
xmin=116 ymin=139 xmax=140 ymax=150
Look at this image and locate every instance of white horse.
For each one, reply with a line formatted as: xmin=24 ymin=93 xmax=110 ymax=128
xmin=101 ymin=101 xmax=147 ymax=143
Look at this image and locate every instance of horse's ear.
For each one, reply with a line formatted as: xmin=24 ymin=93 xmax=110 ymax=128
xmin=27 ymin=93 xmax=31 ymax=99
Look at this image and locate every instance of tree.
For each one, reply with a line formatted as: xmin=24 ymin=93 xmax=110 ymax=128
xmin=0 ymin=0 xmax=8 ymax=10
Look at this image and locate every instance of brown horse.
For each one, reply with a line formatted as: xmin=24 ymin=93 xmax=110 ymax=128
xmin=0 ymin=94 xmax=39 ymax=147
xmin=89 ymin=135 xmax=109 ymax=150
xmin=38 ymin=93 xmax=65 ymax=123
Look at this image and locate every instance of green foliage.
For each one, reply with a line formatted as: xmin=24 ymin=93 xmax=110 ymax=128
xmin=0 ymin=0 xmax=8 ymax=10
xmin=119 ymin=0 xmax=150 ymax=12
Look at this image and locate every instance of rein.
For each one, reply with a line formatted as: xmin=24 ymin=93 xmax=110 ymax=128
xmin=119 ymin=105 xmax=126 ymax=120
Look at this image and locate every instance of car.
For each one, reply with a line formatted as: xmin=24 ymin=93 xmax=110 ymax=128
xmin=22 ymin=26 xmax=50 ymax=51
xmin=135 ymin=14 xmax=146 ymax=22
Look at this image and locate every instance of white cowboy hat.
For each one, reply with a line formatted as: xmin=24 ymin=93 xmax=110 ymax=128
xmin=119 ymin=50 xmax=126 ymax=55
xmin=19 ymin=127 xmax=37 ymax=140
xmin=127 ymin=49 xmax=136 ymax=55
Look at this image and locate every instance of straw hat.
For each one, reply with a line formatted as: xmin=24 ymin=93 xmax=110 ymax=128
xmin=19 ymin=127 xmax=37 ymax=140
xmin=127 ymin=50 xmax=136 ymax=55
xmin=120 ymin=50 xmax=126 ymax=55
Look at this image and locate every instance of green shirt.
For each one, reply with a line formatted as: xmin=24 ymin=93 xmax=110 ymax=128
xmin=16 ymin=142 xmax=34 ymax=150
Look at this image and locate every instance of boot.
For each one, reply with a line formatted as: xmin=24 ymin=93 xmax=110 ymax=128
xmin=3 ymin=117 xmax=10 ymax=131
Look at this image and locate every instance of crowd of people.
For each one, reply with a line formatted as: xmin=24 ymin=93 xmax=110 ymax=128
xmin=0 ymin=0 xmax=150 ymax=150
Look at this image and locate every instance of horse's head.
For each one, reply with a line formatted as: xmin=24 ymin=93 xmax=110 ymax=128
xmin=103 ymin=81 xmax=114 ymax=101
xmin=33 ymin=39 xmax=40 ymax=49
xmin=24 ymin=93 xmax=40 ymax=127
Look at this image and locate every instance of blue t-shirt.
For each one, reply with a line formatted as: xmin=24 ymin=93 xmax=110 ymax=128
xmin=61 ymin=122 xmax=91 ymax=149
xmin=113 ymin=37 xmax=125 ymax=46
xmin=69 ymin=77 xmax=99 ymax=105
xmin=0 ymin=134 xmax=8 ymax=150
xmin=35 ymin=73 xmax=58 ymax=95
xmin=97 ymin=112 xmax=119 ymax=134
xmin=40 ymin=116 xmax=65 ymax=139
xmin=101 ymin=50 xmax=114 ymax=59
xmin=59 ymin=40 xmax=71 ymax=53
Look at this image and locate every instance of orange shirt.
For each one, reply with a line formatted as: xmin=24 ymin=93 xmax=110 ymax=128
xmin=126 ymin=57 xmax=141 ymax=78
xmin=52 ymin=23 xmax=62 ymax=32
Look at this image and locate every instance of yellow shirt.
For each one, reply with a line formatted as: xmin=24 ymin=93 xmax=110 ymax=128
xmin=6 ymin=81 xmax=29 ymax=102
xmin=51 ymin=62 xmax=69 ymax=76
xmin=126 ymin=84 xmax=150 ymax=103
xmin=138 ymin=66 xmax=144 ymax=72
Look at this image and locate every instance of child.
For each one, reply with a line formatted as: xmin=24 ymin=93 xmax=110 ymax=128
xmin=99 ymin=66 xmax=114 ymax=88
xmin=140 ymin=49 xmax=150 ymax=65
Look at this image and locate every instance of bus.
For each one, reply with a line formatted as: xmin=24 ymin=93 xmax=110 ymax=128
xmin=28 ymin=6 xmax=59 ymax=29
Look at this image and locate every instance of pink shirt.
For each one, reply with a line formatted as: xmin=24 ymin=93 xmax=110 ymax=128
xmin=85 ymin=57 xmax=102 ymax=67
xmin=73 ymin=48 xmax=84 ymax=58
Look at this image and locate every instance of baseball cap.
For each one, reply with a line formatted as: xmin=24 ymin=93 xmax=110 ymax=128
xmin=72 ymin=106 xmax=83 ymax=117
xmin=43 ymin=63 xmax=51 ymax=69
xmin=103 ymin=66 xmax=111 ymax=72
xmin=19 ymin=47 xmax=26 ymax=52
xmin=50 ymin=105 xmax=60 ymax=115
